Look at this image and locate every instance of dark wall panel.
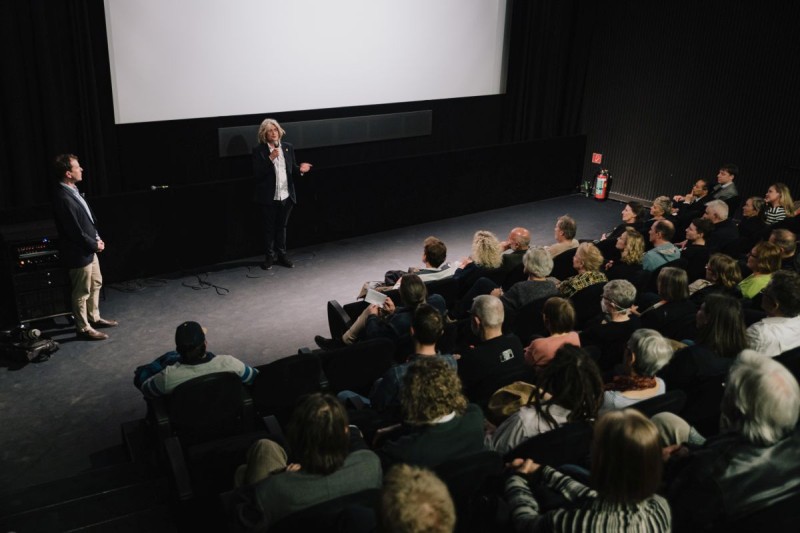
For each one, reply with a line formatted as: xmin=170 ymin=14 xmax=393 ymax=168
xmin=580 ymin=1 xmax=800 ymax=207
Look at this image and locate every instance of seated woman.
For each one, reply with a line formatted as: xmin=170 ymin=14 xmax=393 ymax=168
xmin=637 ymin=267 xmax=698 ymax=341
xmin=659 ymin=294 xmax=746 ymax=430
xmin=453 ymin=230 xmax=503 ymax=297
xmin=595 ymin=200 xmax=648 ymax=258
xmin=523 ymin=297 xmax=580 ymax=368
xmin=738 ymin=241 xmax=783 ymax=299
xmin=680 ymin=217 xmax=713 ymax=282
xmin=504 ymin=409 xmax=670 ymax=532
xmin=580 ymin=280 xmax=641 ymax=373
xmin=734 ymin=196 xmax=768 ymax=255
xmin=603 ymin=227 xmax=645 ymax=283
xmin=764 ymin=182 xmax=795 ymax=225
xmin=600 ymin=328 xmax=673 ymax=414
xmin=315 ymin=273 xmax=445 ymax=350
xmin=689 ymin=252 xmax=743 ymax=305
xmin=486 ymin=345 xmax=604 ymax=455
xmin=233 ymin=393 xmax=382 ymax=529
xmin=452 ymin=247 xmax=558 ymax=319
xmin=648 ymin=196 xmax=675 ymax=226
xmin=558 ymin=242 xmax=608 ymax=298
xmin=379 ymin=357 xmax=485 ymax=469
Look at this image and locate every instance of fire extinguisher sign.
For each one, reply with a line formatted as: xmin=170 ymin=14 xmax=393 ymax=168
xmin=591 ymin=153 xmax=603 ymax=164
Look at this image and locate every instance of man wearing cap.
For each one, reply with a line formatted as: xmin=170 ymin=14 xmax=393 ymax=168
xmin=140 ymin=321 xmax=258 ymax=398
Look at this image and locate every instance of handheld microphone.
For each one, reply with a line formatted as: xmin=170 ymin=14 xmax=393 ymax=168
xmin=150 ymin=185 xmax=169 ymax=190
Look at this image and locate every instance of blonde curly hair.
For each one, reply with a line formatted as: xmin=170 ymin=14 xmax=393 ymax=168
xmin=400 ymin=358 xmax=467 ymax=425
xmin=471 ymin=230 xmax=503 ymax=269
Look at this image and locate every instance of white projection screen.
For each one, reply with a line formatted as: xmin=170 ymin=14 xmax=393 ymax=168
xmin=104 ymin=0 xmax=509 ymax=124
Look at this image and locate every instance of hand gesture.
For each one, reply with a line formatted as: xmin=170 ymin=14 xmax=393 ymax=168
xmin=383 ymin=297 xmax=396 ymax=315
xmin=299 ymin=162 xmax=312 ymax=173
xmin=507 ymin=458 xmax=541 ymax=475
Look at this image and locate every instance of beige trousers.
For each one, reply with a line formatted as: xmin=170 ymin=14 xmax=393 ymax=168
xmin=68 ymin=254 xmax=103 ymax=332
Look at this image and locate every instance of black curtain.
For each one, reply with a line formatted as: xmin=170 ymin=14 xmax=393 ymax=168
xmin=502 ymin=0 xmax=597 ymax=142
xmin=0 ymin=0 xmax=117 ymax=212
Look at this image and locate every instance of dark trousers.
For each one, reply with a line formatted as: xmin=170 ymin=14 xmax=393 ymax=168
xmin=262 ymin=199 xmax=294 ymax=259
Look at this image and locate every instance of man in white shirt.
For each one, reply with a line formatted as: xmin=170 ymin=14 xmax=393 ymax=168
xmin=545 ymin=216 xmax=579 ymax=258
xmin=747 ymin=271 xmax=800 ymax=356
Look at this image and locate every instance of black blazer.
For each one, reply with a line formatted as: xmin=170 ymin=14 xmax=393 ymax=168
xmin=52 ymin=184 xmax=99 ymax=268
xmin=252 ymin=141 xmax=300 ymax=205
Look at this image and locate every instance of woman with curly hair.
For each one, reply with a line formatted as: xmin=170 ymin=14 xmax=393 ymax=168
xmin=603 ymin=227 xmax=645 ymax=282
xmin=487 ymin=345 xmax=604 ymax=455
xmin=379 ymin=357 xmax=485 ymax=469
xmin=649 ymin=196 xmax=674 ymax=223
xmin=454 ymin=230 xmax=504 ymax=296
xmin=764 ymin=182 xmax=795 ymax=225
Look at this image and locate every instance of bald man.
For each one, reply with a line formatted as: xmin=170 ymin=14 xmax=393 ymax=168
xmin=499 ymin=227 xmax=531 ymax=272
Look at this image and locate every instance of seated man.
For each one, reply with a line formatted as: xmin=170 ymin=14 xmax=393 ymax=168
xmin=233 ymin=393 xmax=382 ymax=530
xmin=661 ymin=350 xmax=800 ymax=531
xmin=642 ymin=220 xmax=680 ymax=271
xmin=379 ymin=464 xmax=456 ymax=533
xmin=458 ymin=295 xmax=526 ymax=408
xmin=709 ymin=163 xmax=739 ymax=202
xmin=138 ymin=321 xmax=257 ymax=397
xmin=672 ymin=178 xmax=711 ymax=240
xmin=317 ymin=274 xmax=447 ymax=350
xmin=379 ymin=358 xmax=485 ymax=469
xmin=498 ymin=227 xmax=531 ymax=272
xmin=370 ymin=304 xmax=458 ymax=415
xmin=394 ymin=236 xmax=457 ymax=287
xmin=703 ymin=199 xmax=739 ymax=253
xmin=746 ymin=271 xmax=800 ymax=356
xmin=769 ymin=228 xmax=799 ymax=272
xmin=680 ymin=217 xmax=713 ymax=282
xmin=545 ymin=215 xmax=579 ymax=258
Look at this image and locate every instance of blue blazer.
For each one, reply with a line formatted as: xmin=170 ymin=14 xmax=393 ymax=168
xmin=52 ymin=184 xmax=99 ymax=268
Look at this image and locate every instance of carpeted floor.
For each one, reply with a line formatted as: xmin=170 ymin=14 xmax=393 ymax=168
xmin=0 ymin=193 xmax=624 ymax=495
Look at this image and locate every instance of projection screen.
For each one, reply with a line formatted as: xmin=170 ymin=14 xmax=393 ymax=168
xmin=104 ymin=0 xmax=509 ymax=124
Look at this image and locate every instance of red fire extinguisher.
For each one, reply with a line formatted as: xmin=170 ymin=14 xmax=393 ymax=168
xmin=594 ymin=169 xmax=612 ymax=201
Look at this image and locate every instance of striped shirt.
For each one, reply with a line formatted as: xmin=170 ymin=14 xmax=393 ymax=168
xmin=141 ymin=353 xmax=257 ymax=397
xmin=505 ymin=466 xmax=671 ymax=532
xmin=765 ymin=206 xmax=786 ymax=225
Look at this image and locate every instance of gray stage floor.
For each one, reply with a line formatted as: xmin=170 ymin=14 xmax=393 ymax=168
xmin=0 ymin=193 xmax=623 ymax=494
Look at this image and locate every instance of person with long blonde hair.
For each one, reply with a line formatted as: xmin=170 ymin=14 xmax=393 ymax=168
xmin=764 ymin=182 xmax=795 ymax=225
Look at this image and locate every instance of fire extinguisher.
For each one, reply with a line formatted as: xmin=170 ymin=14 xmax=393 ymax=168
xmin=594 ymin=169 xmax=612 ymax=201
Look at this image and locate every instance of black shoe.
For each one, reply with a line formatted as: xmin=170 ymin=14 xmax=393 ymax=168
xmin=261 ymin=257 xmax=274 ymax=270
xmin=277 ymin=255 xmax=294 ymax=268
xmin=315 ymin=335 xmax=343 ymax=351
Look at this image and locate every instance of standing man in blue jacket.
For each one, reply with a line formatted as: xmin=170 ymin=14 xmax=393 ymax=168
xmin=253 ymin=118 xmax=312 ymax=270
xmin=52 ymin=154 xmax=118 ymax=340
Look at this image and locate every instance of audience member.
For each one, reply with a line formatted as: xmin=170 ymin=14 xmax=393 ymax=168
xmin=600 ymin=329 xmax=672 ymax=413
xmin=504 ymin=409 xmax=670 ymax=532
xmin=648 ymin=196 xmax=674 ymax=223
xmin=602 ymin=227 xmax=645 ymax=283
xmin=369 ymin=304 xmax=457 ymax=415
xmin=734 ymin=196 xmax=768 ymax=255
xmin=498 ymin=226 xmax=531 ymax=272
xmin=523 ymin=297 xmax=580 ymax=368
xmin=316 ymin=274 xmax=446 ymax=350
xmin=638 ymin=267 xmax=697 ymax=341
xmin=737 ymin=241 xmax=782 ymax=299
xmin=233 ymin=393 xmax=382 ymax=529
xmin=688 ymin=252 xmax=743 ymax=304
xmin=673 ymin=178 xmax=712 ymax=223
xmin=580 ymin=280 xmax=641 ymax=372
xmin=662 ymin=351 xmax=800 ymax=531
xmin=710 ymin=163 xmax=739 ymax=202
xmin=596 ymin=201 xmax=648 ymax=258
xmin=746 ymin=270 xmax=800 ymax=356
xmin=379 ymin=464 xmax=455 ymax=533
xmin=557 ymin=242 xmax=607 ymax=297
xmin=486 ymin=345 xmax=603 ymax=455
xmin=679 ymin=217 xmax=713 ymax=282
xmin=402 ymin=236 xmax=456 ymax=285
xmin=139 ymin=321 xmax=257 ymax=398
xmin=769 ymin=228 xmax=799 ymax=272
xmin=457 ymin=295 xmax=526 ymax=408
xmin=454 ymin=230 xmax=504 ymax=295
xmin=545 ymin=215 xmax=579 ymax=258
xmin=659 ymin=293 xmax=745 ymax=402
xmin=379 ymin=358 xmax=485 ymax=469
xmin=703 ymin=199 xmax=739 ymax=253
xmin=642 ymin=220 xmax=680 ymax=271
xmin=764 ymin=182 xmax=795 ymax=225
